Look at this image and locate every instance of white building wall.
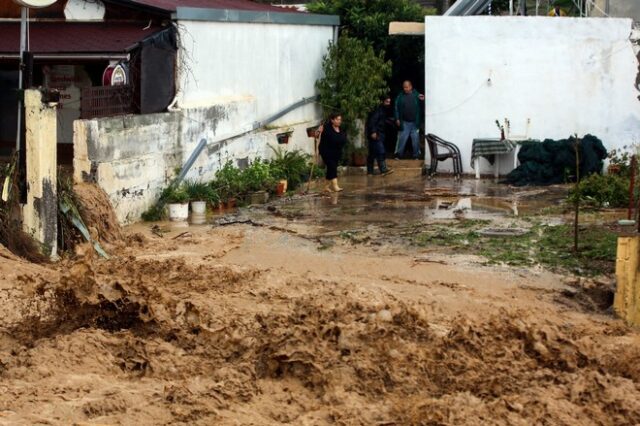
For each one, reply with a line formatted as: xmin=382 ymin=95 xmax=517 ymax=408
xmin=176 ymin=20 xmax=334 ymax=126
xmin=425 ymin=16 xmax=640 ymax=175
xmin=74 ymin=19 xmax=335 ymax=224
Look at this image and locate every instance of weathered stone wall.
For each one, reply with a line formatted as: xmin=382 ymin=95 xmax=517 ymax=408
xmin=74 ymin=97 xmax=319 ymax=224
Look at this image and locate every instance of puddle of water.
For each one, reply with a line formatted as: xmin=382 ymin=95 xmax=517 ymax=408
xmin=259 ymin=176 xmax=535 ymax=232
xmin=136 ymin=176 xmax=573 ymax=236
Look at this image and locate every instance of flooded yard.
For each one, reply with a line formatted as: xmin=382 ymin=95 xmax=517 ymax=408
xmin=0 ymin=176 xmax=638 ymax=425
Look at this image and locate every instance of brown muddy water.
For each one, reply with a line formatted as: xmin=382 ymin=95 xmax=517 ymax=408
xmin=238 ymin=176 xmax=571 ymax=234
xmin=1 ymin=178 xmax=639 ymax=425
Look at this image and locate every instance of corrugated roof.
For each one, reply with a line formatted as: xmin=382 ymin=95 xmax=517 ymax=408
xmin=118 ymin=0 xmax=301 ymax=13
xmin=0 ymin=22 xmax=164 ymax=55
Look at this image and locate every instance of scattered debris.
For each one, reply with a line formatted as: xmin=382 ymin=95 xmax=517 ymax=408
xmin=412 ymin=257 xmax=448 ymax=266
xmin=172 ymin=232 xmax=193 ymax=240
xmin=477 ymin=227 xmax=529 ymax=237
xmin=424 ymin=188 xmax=475 ymax=198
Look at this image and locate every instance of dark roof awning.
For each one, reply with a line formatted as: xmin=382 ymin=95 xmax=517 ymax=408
xmin=0 ymin=22 xmax=166 ymax=59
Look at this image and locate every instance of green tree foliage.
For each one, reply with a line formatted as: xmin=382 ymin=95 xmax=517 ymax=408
xmin=308 ymin=0 xmax=435 ymax=93
xmin=315 ymin=36 xmax=391 ymax=138
xmin=308 ymin=0 xmax=433 ymax=52
xmin=569 ymin=173 xmax=630 ymax=208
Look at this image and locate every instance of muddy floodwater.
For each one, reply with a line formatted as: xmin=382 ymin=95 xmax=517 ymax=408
xmin=1 ymin=176 xmax=639 ymax=425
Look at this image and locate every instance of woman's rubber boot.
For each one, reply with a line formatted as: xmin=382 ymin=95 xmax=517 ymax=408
xmin=331 ymin=178 xmax=343 ymax=192
xmin=323 ymin=180 xmax=332 ymax=192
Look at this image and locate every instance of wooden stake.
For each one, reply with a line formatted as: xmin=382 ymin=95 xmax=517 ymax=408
xmin=574 ymin=135 xmax=581 ymax=253
xmin=628 ymin=155 xmax=636 ymax=221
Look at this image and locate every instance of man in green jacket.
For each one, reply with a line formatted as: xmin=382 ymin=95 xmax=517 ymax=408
xmin=394 ymin=80 xmax=425 ymax=160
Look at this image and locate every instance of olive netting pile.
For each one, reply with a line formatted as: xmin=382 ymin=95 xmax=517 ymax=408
xmin=502 ymin=135 xmax=607 ymax=187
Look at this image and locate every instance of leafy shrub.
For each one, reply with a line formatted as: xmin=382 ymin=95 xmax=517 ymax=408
xmin=607 ymin=147 xmax=635 ymax=179
xmin=184 ymin=180 xmax=211 ymax=201
xmin=141 ymin=184 xmax=189 ymax=222
xmin=241 ymin=159 xmax=275 ymax=193
xmin=161 ymin=185 xmax=190 ymax=204
xmin=269 ymin=147 xmax=314 ymax=191
xmin=569 ymin=173 xmax=630 ymax=208
xmin=141 ymin=205 xmax=165 ymax=222
xmin=212 ymin=161 xmax=244 ymax=202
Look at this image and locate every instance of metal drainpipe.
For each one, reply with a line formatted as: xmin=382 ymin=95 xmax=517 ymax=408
xmin=15 ymin=7 xmax=27 ymax=156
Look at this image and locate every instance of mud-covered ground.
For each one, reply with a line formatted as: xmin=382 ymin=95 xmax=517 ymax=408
xmin=1 ymin=177 xmax=639 ymax=425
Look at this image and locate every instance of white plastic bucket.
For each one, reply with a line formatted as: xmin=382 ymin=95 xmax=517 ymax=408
xmin=191 ymin=213 xmax=206 ymax=225
xmin=191 ymin=201 xmax=207 ymax=215
xmin=167 ymin=203 xmax=189 ymax=221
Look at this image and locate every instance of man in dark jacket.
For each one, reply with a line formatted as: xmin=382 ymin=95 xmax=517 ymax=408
xmin=394 ymin=80 xmax=425 ymax=159
xmin=366 ymin=96 xmax=394 ymax=175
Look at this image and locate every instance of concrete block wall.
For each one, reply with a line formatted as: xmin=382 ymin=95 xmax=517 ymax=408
xmin=74 ymin=97 xmax=320 ymax=224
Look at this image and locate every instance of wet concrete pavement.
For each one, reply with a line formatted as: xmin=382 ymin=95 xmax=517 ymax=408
xmin=243 ymin=175 xmax=570 ymax=233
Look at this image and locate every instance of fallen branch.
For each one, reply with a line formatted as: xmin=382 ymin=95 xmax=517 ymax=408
xmin=412 ymin=257 xmax=448 ymax=266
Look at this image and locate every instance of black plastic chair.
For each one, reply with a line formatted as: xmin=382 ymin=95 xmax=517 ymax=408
xmin=426 ymin=133 xmax=463 ymax=179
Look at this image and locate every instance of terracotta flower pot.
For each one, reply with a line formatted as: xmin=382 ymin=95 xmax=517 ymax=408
xmin=352 ymin=153 xmax=367 ymax=167
xmin=306 ymin=125 xmax=320 ymax=138
xmin=276 ymin=180 xmax=288 ymax=196
xmin=277 ymin=131 xmax=293 ymax=145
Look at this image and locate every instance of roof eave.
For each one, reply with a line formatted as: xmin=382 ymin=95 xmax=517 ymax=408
xmin=0 ymin=52 xmax=130 ymax=60
xmin=102 ymin=0 xmax=172 ymax=16
xmin=172 ymin=7 xmax=340 ymax=26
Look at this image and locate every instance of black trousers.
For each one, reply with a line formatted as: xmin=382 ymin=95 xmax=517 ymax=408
xmin=322 ymin=154 xmax=339 ymax=180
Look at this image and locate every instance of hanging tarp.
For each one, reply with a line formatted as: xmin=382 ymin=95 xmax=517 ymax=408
xmin=134 ymin=26 xmax=177 ymax=114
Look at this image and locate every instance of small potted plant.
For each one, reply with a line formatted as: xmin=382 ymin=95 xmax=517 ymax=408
xmin=241 ymin=159 xmax=274 ymax=205
xmin=276 ymin=129 xmax=294 ymax=145
xmin=351 ymin=146 xmax=368 ymax=167
xmin=212 ymin=161 xmax=243 ymax=209
xmin=207 ymin=187 xmax=221 ymax=210
xmin=306 ymin=125 xmax=320 ymax=138
xmin=185 ymin=180 xmax=213 ymax=215
xmin=162 ymin=185 xmax=190 ymax=222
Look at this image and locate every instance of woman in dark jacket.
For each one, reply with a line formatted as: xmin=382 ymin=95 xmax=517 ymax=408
xmin=318 ymin=112 xmax=347 ymax=192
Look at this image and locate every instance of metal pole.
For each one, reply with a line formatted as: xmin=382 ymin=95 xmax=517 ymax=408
xmin=573 ymin=136 xmax=581 ymax=252
xmin=509 ymin=0 xmax=513 ymax=15
xmin=15 ymin=6 xmax=27 ymax=156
